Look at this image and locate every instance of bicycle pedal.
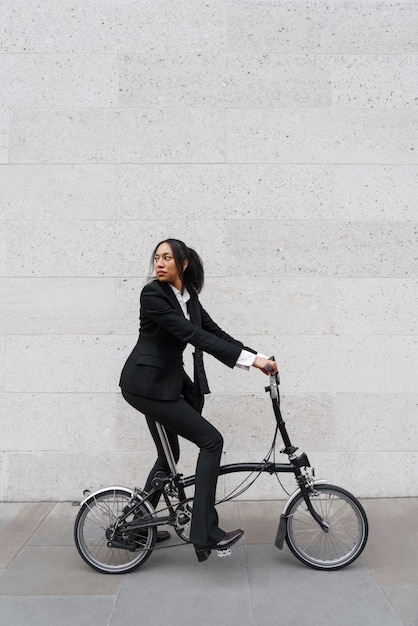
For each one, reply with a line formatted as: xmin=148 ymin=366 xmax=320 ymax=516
xmin=217 ymin=548 xmax=232 ymax=558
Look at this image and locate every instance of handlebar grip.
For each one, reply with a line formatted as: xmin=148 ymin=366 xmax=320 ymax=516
xmin=265 ymin=364 xmax=273 ymax=372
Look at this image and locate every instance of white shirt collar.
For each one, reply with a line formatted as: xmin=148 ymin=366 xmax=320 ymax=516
xmin=169 ymin=284 xmax=190 ymax=319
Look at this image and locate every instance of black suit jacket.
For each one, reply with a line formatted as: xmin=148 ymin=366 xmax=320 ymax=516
xmin=119 ymin=280 xmax=255 ymax=405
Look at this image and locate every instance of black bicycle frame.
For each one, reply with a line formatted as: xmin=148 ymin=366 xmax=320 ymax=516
xmin=126 ymin=365 xmax=325 ymax=535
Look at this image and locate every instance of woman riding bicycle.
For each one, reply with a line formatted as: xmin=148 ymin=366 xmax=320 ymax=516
xmin=119 ymin=238 xmax=277 ymax=561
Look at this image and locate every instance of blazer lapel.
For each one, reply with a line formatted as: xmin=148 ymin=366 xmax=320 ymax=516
xmin=158 ymin=281 xmax=184 ymax=316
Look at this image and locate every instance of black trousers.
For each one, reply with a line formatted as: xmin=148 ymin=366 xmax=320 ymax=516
xmin=121 ymin=390 xmax=225 ymax=546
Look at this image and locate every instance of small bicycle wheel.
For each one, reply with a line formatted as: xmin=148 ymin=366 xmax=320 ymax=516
xmin=285 ymin=484 xmax=368 ymax=570
xmin=74 ymin=488 xmax=156 ymax=574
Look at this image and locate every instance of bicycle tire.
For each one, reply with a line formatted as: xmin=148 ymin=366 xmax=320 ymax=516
xmin=74 ymin=488 xmax=156 ymax=574
xmin=285 ymin=484 xmax=368 ymax=570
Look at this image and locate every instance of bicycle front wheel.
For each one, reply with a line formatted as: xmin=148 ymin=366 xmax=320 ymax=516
xmin=74 ymin=488 xmax=156 ymax=574
xmin=285 ymin=484 xmax=368 ymax=570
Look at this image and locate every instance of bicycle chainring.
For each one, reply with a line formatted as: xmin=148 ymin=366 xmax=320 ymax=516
xmin=174 ymin=498 xmax=193 ymax=542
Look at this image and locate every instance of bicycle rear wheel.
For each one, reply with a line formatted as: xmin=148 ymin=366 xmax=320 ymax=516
xmin=74 ymin=488 xmax=156 ymax=574
xmin=285 ymin=484 xmax=368 ymax=570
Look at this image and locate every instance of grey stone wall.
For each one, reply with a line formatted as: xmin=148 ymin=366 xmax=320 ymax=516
xmin=1 ymin=0 xmax=417 ymax=500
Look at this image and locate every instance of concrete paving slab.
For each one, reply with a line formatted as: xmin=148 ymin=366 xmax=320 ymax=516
xmin=0 ymin=546 xmax=122 ymax=596
xmin=27 ymin=502 xmax=77 ymax=546
xmin=383 ymin=586 xmax=418 ymax=626
xmin=362 ymin=499 xmax=418 ymax=587
xmin=0 ymin=502 xmax=55 ymax=568
xmin=0 ymin=596 xmax=115 ymax=626
xmin=245 ymin=545 xmax=402 ymax=626
xmin=0 ymin=504 xmax=23 ymax=532
xmin=110 ymin=541 xmax=253 ymax=626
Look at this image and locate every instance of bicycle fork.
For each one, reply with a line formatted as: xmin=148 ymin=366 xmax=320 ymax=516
xmin=275 ymin=476 xmax=329 ymax=550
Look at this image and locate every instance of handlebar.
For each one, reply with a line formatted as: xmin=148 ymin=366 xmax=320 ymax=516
xmin=265 ymin=357 xmax=280 ymax=401
xmin=265 ymin=358 xmax=296 ymax=453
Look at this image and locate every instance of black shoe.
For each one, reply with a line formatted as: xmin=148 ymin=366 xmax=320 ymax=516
xmin=195 ymin=547 xmax=212 ymax=562
xmin=194 ymin=529 xmax=244 ymax=562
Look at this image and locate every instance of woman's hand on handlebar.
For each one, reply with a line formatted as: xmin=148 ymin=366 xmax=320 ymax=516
xmin=252 ymin=356 xmax=278 ymax=375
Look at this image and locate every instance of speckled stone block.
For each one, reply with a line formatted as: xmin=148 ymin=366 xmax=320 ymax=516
xmin=336 ymin=394 xmax=418 ymax=453
xmin=227 ymin=220 xmax=334 ymax=277
xmin=0 ymin=393 xmax=118 ymax=451
xmin=0 ymin=54 xmax=118 ymax=107
xmin=118 ymin=53 xmax=332 ymax=108
xmin=315 ymin=450 xmax=418 ymax=498
xmin=226 ymin=220 xmax=418 ymax=278
xmin=3 ymin=450 xmax=155 ymax=501
xmin=226 ymin=54 xmax=332 ymax=107
xmin=0 ymin=338 xmax=5 ymax=392
xmin=200 ymin=276 xmax=335 ymax=335
xmin=0 ymin=278 xmax=116 ymax=334
xmin=334 ymin=336 xmax=418 ymax=394
xmin=7 ymin=219 xmax=226 ymax=277
xmin=334 ymin=222 xmax=418 ymax=278
xmin=227 ymin=0 xmax=418 ymax=54
xmin=117 ymin=164 xmax=335 ymax=221
xmin=5 ymin=335 xmax=132 ymax=393
xmin=119 ymin=54 xmax=226 ymax=108
xmin=331 ymin=55 xmax=418 ymax=109
xmin=0 ymin=109 xmax=9 ymax=163
xmin=12 ymin=0 xmax=120 ymax=53
xmin=10 ymin=108 xmax=225 ymax=164
xmin=12 ymin=0 xmax=226 ymax=54
xmin=0 ymin=164 xmax=117 ymax=220
xmin=334 ymin=165 xmax=418 ymax=220
xmin=227 ymin=0 xmax=324 ymax=53
xmin=336 ymin=278 xmax=418 ymax=335
xmin=324 ymin=0 xmax=418 ymax=54
xmin=0 ymin=221 xmax=6 ymax=274
xmin=227 ymin=109 xmax=418 ymax=164
xmin=0 ymin=0 xmax=11 ymax=52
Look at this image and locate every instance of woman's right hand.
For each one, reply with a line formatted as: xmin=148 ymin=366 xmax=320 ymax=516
xmin=252 ymin=356 xmax=278 ymax=375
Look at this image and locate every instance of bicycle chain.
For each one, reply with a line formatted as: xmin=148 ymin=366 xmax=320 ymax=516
xmin=130 ymin=491 xmax=241 ymax=552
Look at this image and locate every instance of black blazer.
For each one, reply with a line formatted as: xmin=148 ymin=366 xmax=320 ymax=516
xmin=119 ymin=280 xmax=255 ymax=404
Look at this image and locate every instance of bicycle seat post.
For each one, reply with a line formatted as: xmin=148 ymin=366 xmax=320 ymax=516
xmin=155 ymin=422 xmax=178 ymax=477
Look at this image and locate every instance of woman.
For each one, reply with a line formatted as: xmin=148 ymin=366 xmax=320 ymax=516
xmin=120 ymin=238 xmax=277 ymax=562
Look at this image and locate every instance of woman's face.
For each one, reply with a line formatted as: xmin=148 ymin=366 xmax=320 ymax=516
xmin=154 ymin=242 xmax=187 ymax=290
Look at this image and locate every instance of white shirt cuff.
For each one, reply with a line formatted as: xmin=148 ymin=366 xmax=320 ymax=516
xmin=235 ymin=350 xmax=268 ymax=370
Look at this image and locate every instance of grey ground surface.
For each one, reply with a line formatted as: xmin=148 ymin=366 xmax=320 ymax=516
xmin=0 ymin=498 xmax=417 ymax=625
